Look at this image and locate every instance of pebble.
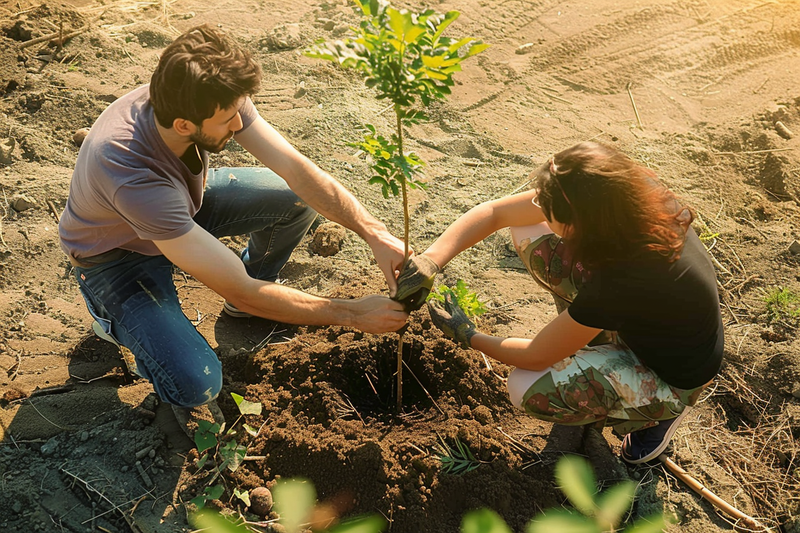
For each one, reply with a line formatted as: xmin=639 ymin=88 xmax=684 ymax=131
xmin=775 ymin=121 xmax=793 ymax=139
xmin=80 ymin=431 xmax=89 ymax=442
xmin=72 ymin=127 xmax=91 ymax=147
xmin=10 ymin=194 xmax=36 ymax=212
xmin=515 ymin=43 xmax=535 ymax=55
xmin=789 ymin=240 xmax=800 ymax=255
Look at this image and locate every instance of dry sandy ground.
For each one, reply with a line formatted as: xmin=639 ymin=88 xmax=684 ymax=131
xmin=1 ymin=0 xmax=799 ymax=532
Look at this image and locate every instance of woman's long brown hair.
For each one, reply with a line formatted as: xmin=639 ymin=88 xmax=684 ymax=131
xmin=534 ymin=142 xmax=694 ymax=267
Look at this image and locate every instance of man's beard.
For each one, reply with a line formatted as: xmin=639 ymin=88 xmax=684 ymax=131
xmin=189 ymin=129 xmax=233 ymax=153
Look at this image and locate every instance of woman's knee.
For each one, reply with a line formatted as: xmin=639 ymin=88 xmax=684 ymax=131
xmin=507 ymin=367 xmax=550 ymax=409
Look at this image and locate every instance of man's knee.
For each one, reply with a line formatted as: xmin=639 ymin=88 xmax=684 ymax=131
xmin=154 ymin=355 xmax=223 ymax=408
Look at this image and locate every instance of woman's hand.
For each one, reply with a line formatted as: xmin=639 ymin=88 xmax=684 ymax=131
xmin=394 ymin=254 xmax=441 ymax=312
xmin=427 ymin=293 xmax=477 ymax=349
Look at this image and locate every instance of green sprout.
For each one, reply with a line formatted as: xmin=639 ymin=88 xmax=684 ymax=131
xmin=189 ymin=392 xmax=263 ymax=510
xmin=435 ymin=434 xmax=482 ymax=475
xmin=429 ymin=279 xmax=487 ymax=318
xmin=763 ymin=287 xmax=800 ymax=326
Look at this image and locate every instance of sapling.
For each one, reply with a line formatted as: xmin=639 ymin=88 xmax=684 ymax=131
xmin=306 ymin=0 xmax=487 ymax=411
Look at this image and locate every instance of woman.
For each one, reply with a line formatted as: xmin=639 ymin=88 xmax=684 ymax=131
xmin=396 ymin=142 xmax=724 ymax=463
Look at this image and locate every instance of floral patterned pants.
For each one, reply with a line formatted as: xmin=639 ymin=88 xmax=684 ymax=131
xmin=506 ymin=226 xmax=707 ymax=434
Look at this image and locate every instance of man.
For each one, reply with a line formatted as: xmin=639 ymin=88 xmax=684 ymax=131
xmin=59 ymin=25 xmax=408 ymax=433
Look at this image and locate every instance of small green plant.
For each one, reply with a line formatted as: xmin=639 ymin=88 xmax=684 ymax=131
xmin=693 ymin=215 xmax=719 ymax=245
xmin=190 ymin=392 xmax=263 ymax=509
xmin=435 ymin=434 xmax=482 ymax=475
xmin=461 ymin=455 xmax=666 ymax=533
xmin=191 ymin=478 xmax=386 ymax=533
xmin=763 ymin=287 xmax=800 ymax=326
xmin=429 ymin=279 xmax=487 ymax=318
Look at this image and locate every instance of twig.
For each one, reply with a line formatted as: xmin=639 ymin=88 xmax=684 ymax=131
xmin=715 ymin=148 xmax=793 ymax=155
xmin=62 ymin=467 xmax=144 ymax=532
xmin=401 ymin=358 xmax=444 ymax=416
xmin=541 ymin=91 xmax=573 ymax=105
xmin=46 ymin=199 xmax=60 ymax=223
xmin=27 ymin=400 xmax=70 ymax=430
xmin=7 ymin=350 xmax=21 ymax=380
xmin=626 ymin=82 xmax=643 ymax=129
xmin=659 ymin=455 xmax=771 ymax=531
xmin=19 ymin=24 xmax=90 ymax=49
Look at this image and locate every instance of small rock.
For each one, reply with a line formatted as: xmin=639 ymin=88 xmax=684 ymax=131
xmin=10 ymin=194 xmax=36 ymax=212
xmin=775 ymin=121 xmax=793 ymax=140
xmin=515 ymin=43 xmax=535 ymax=55
xmin=789 ymin=240 xmax=800 ymax=255
xmin=72 ymin=127 xmax=91 ymax=147
xmin=80 ymin=431 xmax=89 ymax=442
xmin=792 ymin=383 xmax=800 ymax=399
xmin=332 ymin=24 xmax=349 ymax=36
xmin=322 ymin=19 xmax=335 ymax=31
xmin=249 ymin=486 xmax=273 ymax=516
xmin=40 ymin=437 xmax=59 ymax=456
xmin=294 ymin=82 xmax=307 ymax=99
xmin=0 ymin=137 xmax=15 ymax=164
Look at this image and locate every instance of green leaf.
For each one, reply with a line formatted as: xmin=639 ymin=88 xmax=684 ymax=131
xmin=596 ymin=481 xmax=635 ymax=528
xmin=621 ymin=515 xmax=668 ymax=533
xmin=220 ymin=441 xmax=247 ymax=472
xmin=327 ymin=515 xmax=387 ymax=533
xmin=526 ymin=511 xmax=600 ymax=533
xmin=274 ymin=479 xmax=316 ymax=533
xmin=190 ymin=508 xmax=250 ymax=532
xmin=555 ymin=455 xmax=598 ymax=517
xmin=464 ymin=42 xmax=490 ymax=58
xmin=195 ymin=453 xmax=209 ymax=470
xmin=461 ymin=508 xmax=513 ymax=533
xmin=447 ymin=37 xmax=473 ymax=53
xmin=233 ymin=487 xmax=251 ymax=507
xmin=194 ymin=420 xmax=220 ymax=454
xmin=231 ymin=392 xmax=263 ymax=415
xmin=432 ymin=11 xmax=460 ymax=43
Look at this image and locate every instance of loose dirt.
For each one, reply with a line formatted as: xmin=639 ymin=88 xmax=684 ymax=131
xmin=1 ymin=1 xmax=799 ymax=532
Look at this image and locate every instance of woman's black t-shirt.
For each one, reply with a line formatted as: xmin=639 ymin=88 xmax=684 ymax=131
xmin=567 ymin=228 xmax=724 ymax=390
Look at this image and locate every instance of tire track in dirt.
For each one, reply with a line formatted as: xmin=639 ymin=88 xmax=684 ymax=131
xmin=523 ymin=1 xmax=800 ymax=95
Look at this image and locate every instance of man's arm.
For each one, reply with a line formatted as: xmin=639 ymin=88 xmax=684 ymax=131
xmin=154 ymin=225 xmax=408 ymax=333
xmin=234 ymin=117 xmax=406 ymax=293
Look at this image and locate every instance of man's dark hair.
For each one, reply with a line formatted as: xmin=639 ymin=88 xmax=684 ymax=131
xmin=150 ymin=25 xmax=261 ymax=128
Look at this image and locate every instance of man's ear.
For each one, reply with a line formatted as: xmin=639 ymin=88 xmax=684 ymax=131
xmin=172 ymin=118 xmax=197 ymax=137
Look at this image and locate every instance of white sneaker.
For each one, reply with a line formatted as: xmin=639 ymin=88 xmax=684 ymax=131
xmin=222 ymin=301 xmax=253 ymax=318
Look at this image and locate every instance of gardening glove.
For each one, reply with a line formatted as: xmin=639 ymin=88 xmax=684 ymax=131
xmin=427 ymin=293 xmax=477 ymax=349
xmin=393 ymin=254 xmax=441 ymax=312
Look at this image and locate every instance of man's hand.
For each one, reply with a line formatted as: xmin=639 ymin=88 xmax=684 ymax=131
xmin=427 ymin=293 xmax=477 ymax=349
xmin=347 ymin=295 xmax=409 ymax=334
xmin=394 ymin=254 xmax=440 ymax=312
xmin=366 ymin=230 xmax=407 ymax=296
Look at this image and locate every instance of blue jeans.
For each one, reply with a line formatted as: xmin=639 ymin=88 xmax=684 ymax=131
xmin=73 ymin=168 xmax=317 ymax=407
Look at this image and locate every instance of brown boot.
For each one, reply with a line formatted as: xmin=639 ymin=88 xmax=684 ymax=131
xmin=171 ymin=400 xmax=226 ymax=440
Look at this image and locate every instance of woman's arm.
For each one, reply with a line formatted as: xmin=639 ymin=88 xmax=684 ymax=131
xmin=471 ymin=309 xmax=601 ymax=370
xmin=424 ymin=187 xmax=546 ymax=268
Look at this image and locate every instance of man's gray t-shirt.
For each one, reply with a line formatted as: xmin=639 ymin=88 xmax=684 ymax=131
xmin=59 ymin=84 xmax=258 ymax=262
